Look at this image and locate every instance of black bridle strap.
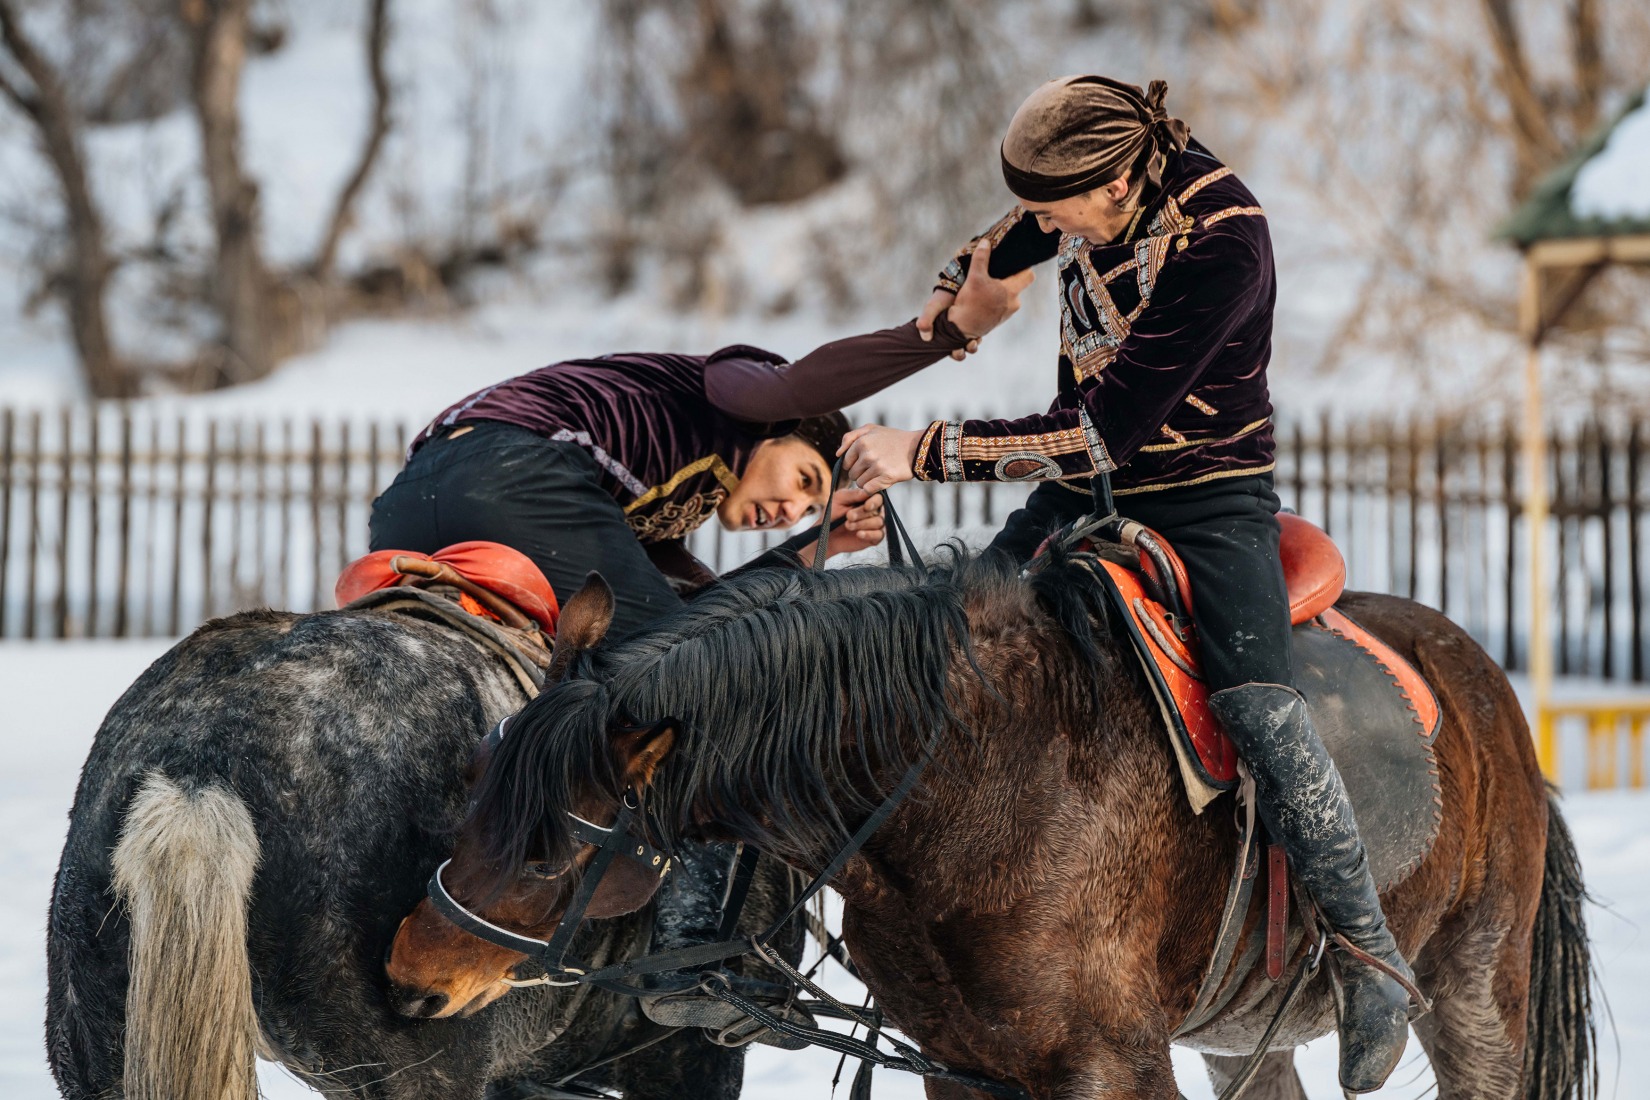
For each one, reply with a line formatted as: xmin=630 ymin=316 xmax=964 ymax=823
xmin=718 ymin=843 xmax=763 ymax=941
xmin=575 ymin=747 xmax=935 ymax=989
xmin=755 ymin=748 xmax=933 ymax=948
xmin=540 ymin=800 xmax=637 ymax=968
xmin=812 ymin=458 xmax=926 ymax=576
xmin=428 ymin=859 xmax=566 ymax=959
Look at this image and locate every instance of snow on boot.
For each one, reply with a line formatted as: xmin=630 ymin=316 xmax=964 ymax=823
xmin=1207 ymin=682 xmax=1418 ymax=1094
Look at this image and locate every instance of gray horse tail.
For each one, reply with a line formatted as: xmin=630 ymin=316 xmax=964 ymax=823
xmin=1522 ymin=791 xmax=1597 ymax=1100
xmin=111 ymin=772 xmax=262 ymax=1100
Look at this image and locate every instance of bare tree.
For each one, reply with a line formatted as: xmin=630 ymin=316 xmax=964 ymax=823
xmin=0 ymin=0 xmax=128 ymax=396
xmin=311 ymin=0 xmax=392 ymax=283
xmin=181 ymin=0 xmax=283 ymax=386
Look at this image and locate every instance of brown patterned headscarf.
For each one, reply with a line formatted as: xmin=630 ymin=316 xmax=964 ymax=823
xmin=1000 ymin=76 xmax=1190 ymax=203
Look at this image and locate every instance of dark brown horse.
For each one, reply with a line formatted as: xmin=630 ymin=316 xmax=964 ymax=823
xmin=387 ymin=552 xmax=1595 ymax=1100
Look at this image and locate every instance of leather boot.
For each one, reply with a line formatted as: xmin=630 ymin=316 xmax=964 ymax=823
xmin=1207 ymin=682 xmax=1417 ymax=1094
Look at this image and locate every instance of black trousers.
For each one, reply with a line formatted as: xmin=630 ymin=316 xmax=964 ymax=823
xmin=991 ymin=475 xmax=1293 ymax=693
xmin=368 ymin=423 xmax=684 ymax=640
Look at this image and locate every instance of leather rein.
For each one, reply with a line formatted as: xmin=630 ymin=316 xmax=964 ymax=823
xmin=425 ymin=470 xmax=1029 ymax=1099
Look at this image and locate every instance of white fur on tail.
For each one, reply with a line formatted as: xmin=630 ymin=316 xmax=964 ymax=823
xmin=112 ymin=772 xmax=262 ymax=1100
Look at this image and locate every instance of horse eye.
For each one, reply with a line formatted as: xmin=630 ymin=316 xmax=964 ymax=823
xmin=525 ymin=861 xmax=562 ymax=879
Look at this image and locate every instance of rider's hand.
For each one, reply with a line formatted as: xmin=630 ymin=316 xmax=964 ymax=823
xmin=917 ymin=288 xmax=976 ymax=362
xmin=947 ymin=240 xmax=1035 ymax=345
xmin=838 ymin=425 xmax=921 ymax=496
xmin=827 ymin=488 xmax=884 ymax=558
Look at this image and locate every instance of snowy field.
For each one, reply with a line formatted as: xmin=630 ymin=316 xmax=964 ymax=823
xmin=2 ymin=638 xmax=1646 ymax=1100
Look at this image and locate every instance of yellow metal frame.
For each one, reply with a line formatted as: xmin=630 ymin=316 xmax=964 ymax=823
xmin=1517 ymin=233 xmax=1650 ymax=788
xmin=1537 ymin=702 xmax=1650 ymax=789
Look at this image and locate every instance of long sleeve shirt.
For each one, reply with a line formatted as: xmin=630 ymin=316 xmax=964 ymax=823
xmin=408 ymin=316 xmax=971 ymax=543
xmin=915 ymin=140 xmax=1277 ymax=497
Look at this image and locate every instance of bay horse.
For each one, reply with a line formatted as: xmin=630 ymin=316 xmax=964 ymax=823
xmin=388 ymin=551 xmax=1595 ymax=1100
xmin=45 ymin=603 xmax=801 ymax=1100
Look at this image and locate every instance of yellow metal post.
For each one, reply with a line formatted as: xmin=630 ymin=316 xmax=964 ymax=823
xmin=1631 ymin=715 xmax=1646 ymax=790
xmin=1520 ymin=259 xmax=1556 ymax=779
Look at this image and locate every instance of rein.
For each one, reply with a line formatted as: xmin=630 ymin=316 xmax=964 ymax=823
xmin=428 ymin=478 xmax=1025 ymax=1097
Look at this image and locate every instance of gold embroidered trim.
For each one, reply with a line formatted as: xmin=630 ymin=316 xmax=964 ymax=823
xmin=1177 ymin=167 xmax=1232 ymax=204
xmin=912 ymin=420 xmax=943 ymax=481
xmin=624 ymin=454 xmax=738 ymax=513
xmin=625 ymin=490 xmax=728 ymax=542
xmin=1202 ymin=205 xmax=1265 ymax=228
xmin=1184 ymin=394 xmax=1218 ymax=416
xmin=1157 ymin=425 xmax=1189 ymax=445
xmin=1136 ymin=417 xmax=1271 ymax=453
xmin=941 ymin=206 xmax=1029 ymax=291
xmin=1112 ymin=462 xmax=1276 ymax=495
xmin=959 ymin=426 xmax=1092 ymax=460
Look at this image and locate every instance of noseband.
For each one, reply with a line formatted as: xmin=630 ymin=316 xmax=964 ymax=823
xmin=427 ymin=715 xmax=672 ymax=987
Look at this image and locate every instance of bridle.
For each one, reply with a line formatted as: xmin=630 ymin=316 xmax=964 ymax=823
xmin=421 ymin=470 xmax=1030 ymax=1099
xmin=427 ymin=714 xmax=675 ymax=988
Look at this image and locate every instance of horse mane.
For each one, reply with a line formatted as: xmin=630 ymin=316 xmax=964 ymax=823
xmin=468 ymin=548 xmax=1116 ymax=895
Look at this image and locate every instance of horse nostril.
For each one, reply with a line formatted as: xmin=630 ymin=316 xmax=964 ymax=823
xmin=391 ymin=986 xmax=450 ymax=1018
xmin=411 ymin=992 xmax=449 ymax=1018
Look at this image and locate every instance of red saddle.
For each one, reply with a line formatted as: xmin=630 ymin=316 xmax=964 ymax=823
xmin=1091 ymin=514 xmax=1438 ymax=793
xmin=336 ymin=541 xmax=560 ymax=635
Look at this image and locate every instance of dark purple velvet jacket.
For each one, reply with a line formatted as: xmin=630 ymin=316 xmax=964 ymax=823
xmin=410 ymin=349 xmax=793 ymax=544
xmin=407 ymin=319 xmax=970 ymax=545
xmin=918 ymin=141 xmax=1276 ymax=496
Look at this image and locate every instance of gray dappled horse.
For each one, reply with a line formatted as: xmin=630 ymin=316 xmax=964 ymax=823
xmin=45 ymin=605 xmax=797 ymax=1100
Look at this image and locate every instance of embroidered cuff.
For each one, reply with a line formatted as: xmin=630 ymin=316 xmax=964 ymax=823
xmin=1079 ymin=407 xmax=1117 ymax=474
xmin=941 ymin=421 xmax=965 ymax=482
xmin=936 ymin=257 xmax=965 ymax=295
xmin=913 ymin=420 xmax=945 ymax=482
xmin=933 ymin=417 xmax=1108 ymax=483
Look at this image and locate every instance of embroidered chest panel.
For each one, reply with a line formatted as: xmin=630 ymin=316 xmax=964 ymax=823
xmin=1056 ymin=166 xmax=1244 ymax=385
xmin=625 ymin=488 xmax=727 ymax=543
xmin=622 ymin=453 xmax=741 ymax=543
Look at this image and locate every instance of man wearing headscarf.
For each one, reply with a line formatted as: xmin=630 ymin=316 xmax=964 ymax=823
xmin=838 ymin=76 xmax=1417 ymax=1093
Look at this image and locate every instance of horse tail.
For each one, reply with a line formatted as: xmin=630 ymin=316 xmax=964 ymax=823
xmin=111 ymin=772 xmax=262 ymax=1100
xmin=1522 ymin=791 xmax=1597 ymax=1100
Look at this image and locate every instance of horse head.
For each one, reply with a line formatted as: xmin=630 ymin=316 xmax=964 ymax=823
xmin=385 ymin=575 xmax=679 ymax=1019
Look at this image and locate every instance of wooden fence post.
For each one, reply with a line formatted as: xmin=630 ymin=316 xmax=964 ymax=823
xmin=54 ymin=408 xmax=73 ymax=638
xmin=115 ymin=411 xmax=132 ymax=638
xmin=1630 ymin=421 xmax=1644 ymax=683
xmin=0 ymin=407 xmax=11 ymax=638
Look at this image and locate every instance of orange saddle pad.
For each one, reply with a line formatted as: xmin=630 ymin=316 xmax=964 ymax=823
xmin=336 ymin=541 xmax=559 ymax=635
xmin=1088 ymin=516 xmax=1440 ymax=819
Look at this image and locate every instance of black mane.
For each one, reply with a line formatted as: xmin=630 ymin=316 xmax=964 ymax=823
xmin=468 ymin=549 xmax=1115 ymax=891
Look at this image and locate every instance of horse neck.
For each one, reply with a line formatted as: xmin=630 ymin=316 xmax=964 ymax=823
xmin=826 ymin=611 xmax=1232 ymax=991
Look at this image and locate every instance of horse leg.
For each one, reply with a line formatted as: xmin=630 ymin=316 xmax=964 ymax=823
xmin=1410 ymin=922 xmax=1527 ymax=1100
xmin=1199 ymin=1050 xmax=1307 ymax=1100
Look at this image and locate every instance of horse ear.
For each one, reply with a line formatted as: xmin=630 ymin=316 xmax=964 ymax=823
xmin=613 ymin=723 xmax=676 ymax=790
xmin=548 ymin=573 xmax=615 ymax=680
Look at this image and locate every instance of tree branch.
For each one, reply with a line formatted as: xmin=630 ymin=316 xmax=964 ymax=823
xmin=1479 ymin=0 xmax=1564 ymax=185
xmin=1567 ymin=0 xmax=1603 ymax=137
xmin=0 ymin=0 xmax=128 ymax=396
xmin=312 ymin=0 xmax=392 ymax=282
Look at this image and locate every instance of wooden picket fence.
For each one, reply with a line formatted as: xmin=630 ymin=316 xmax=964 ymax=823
xmin=1 ymin=404 xmax=1647 ymax=691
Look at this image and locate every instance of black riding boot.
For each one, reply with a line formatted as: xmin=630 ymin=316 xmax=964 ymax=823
xmin=1207 ymin=682 xmax=1417 ymax=1094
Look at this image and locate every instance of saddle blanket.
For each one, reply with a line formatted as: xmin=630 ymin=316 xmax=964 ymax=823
xmin=1094 ymin=558 xmax=1444 ymax=894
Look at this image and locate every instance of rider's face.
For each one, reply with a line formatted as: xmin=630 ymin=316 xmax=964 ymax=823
xmin=1021 ymin=175 xmax=1135 ymax=242
xmin=717 ymin=437 xmax=830 ymax=532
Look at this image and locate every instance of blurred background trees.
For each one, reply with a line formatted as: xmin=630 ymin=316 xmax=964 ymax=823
xmin=0 ymin=0 xmax=1646 ymax=403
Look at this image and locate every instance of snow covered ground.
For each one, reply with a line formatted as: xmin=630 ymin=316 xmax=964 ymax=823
xmin=2 ymin=639 xmax=1646 ymax=1099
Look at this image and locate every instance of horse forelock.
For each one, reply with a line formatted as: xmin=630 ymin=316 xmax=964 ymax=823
xmin=469 ymin=551 xmax=1119 ymax=884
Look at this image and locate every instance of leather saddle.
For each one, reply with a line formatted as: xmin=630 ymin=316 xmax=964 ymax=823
xmin=335 ymin=541 xmax=559 ymax=696
xmin=1073 ymin=514 xmax=1444 ymax=894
